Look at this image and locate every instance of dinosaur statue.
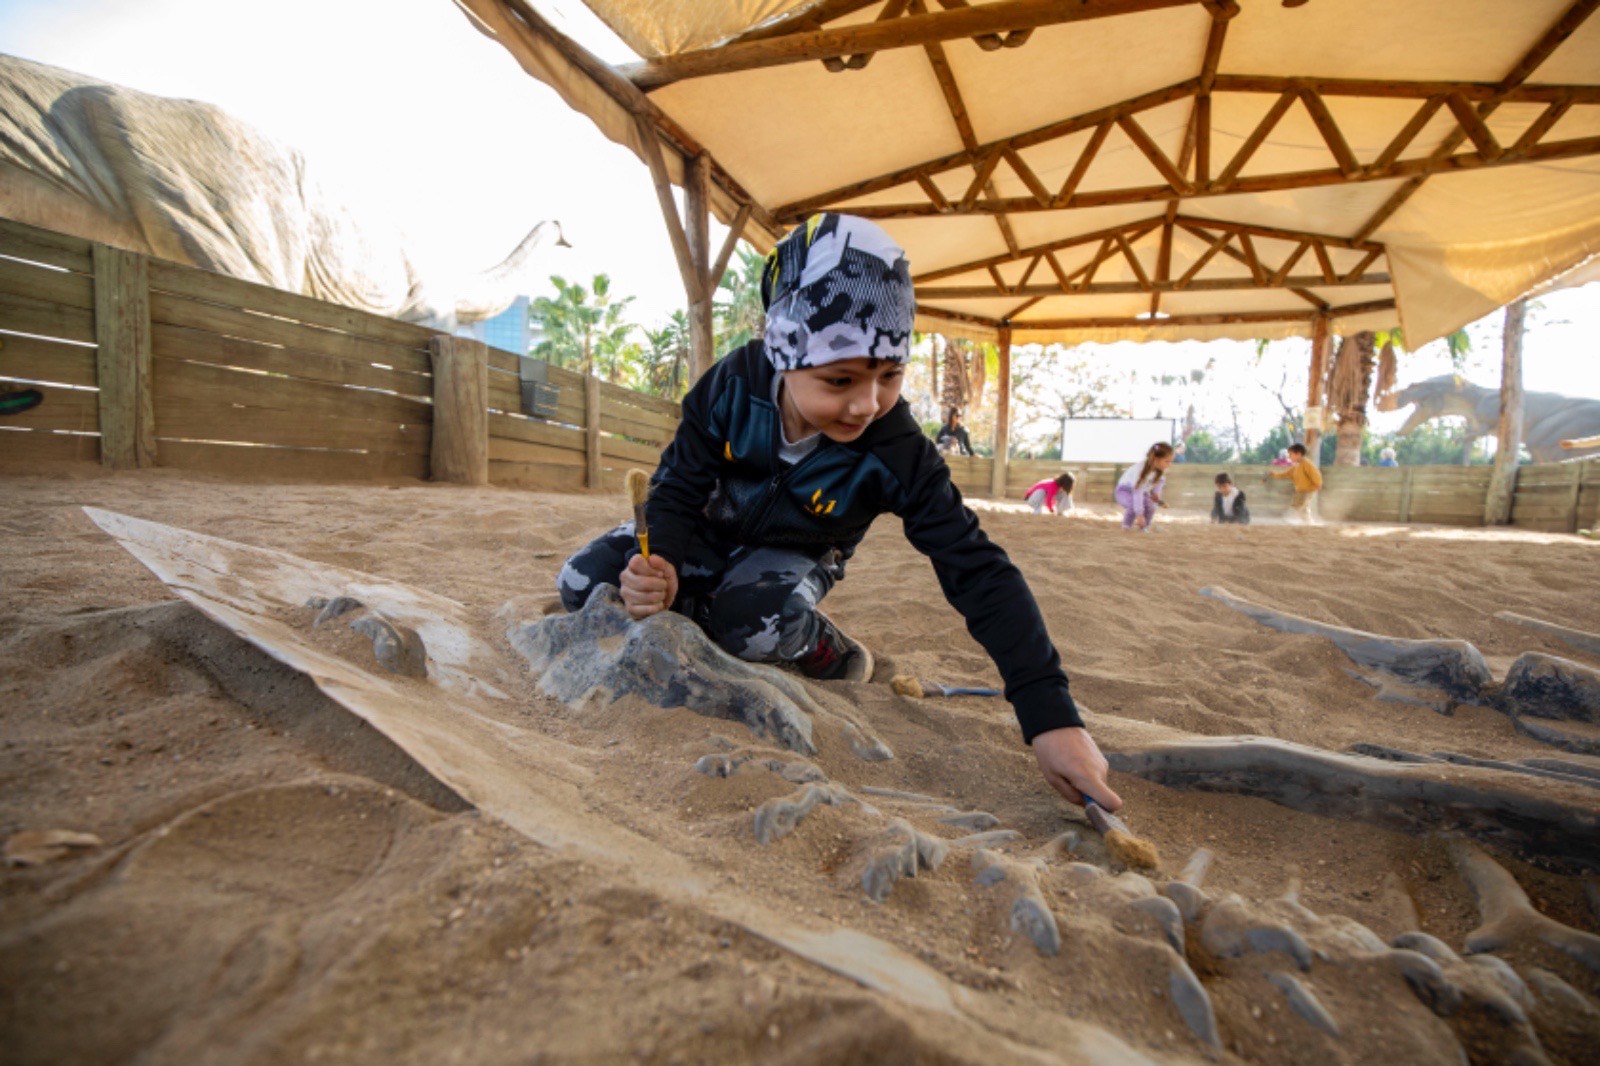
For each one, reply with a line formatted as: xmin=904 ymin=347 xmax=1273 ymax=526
xmin=1386 ymin=375 xmax=1600 ymax=463
xmin=0 ymin=53 xmax=564 ymax=331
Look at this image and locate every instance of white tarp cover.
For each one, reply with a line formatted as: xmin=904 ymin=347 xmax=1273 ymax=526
xmin=479 ymin=0 xmax=1600 ymax=346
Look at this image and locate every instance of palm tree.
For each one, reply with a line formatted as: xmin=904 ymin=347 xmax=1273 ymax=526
xmin=641 ymin=311 xmax=692 ymax=400
xmin=529 ymin=274 xmax=638 ymax=382
xmin=714 ymin=246 xmax=766 ymax=353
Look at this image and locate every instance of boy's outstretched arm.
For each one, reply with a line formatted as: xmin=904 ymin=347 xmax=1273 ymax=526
xmin=1033 ymin=726 xmax=1122 ymax=811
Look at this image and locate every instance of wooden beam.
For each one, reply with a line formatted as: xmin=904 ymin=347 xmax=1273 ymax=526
xmin=1177 ymin=214 xmax=1388 ymax=251
xmin=1005 ymin=149 xmax=1053 ymax=207
xmin=991 ymin=326 xmax=1011 ymax=498
xmin=1512 ymin=98 xmax=1574 ymax=154
xmin=1056 ymin=121 xmax=1114 ymax=205
xmin=1268 ymin=241 xmax=1310 ymax=287
xmin=1115 ymin=232 xmax=1152 ymax=288
xmin=1044 ymin=252 xmax=1073 ymax=292
xmin=1014 ymin=309 xmax=1316 ymax=329
xmin=707 ymin=202 xmax=753 ymax=293
xmin=915 ymin=216 xmax=1165 ymax=282
xmin=1194 ymin=94 xmax=1212 ymax=185
xmin=1312 ymin=241 xmax=1336 ymax=283
xmin=1077 ymin=238 xmax=1118 ymax=290
xmin=1117 ymin=114 xmax=1192 ymax=192
xmin=634 ymin=114 xmax=704 ymax=305
xmin=1208 ymin=74 xmax=1600 ymax=104
xmin=774 ymin=77 xmax=1598 ymax=220
xmin=917 ymin=271 xmax=1391 ymax=297
xmin=827 ymin=134 xmax=1600 ymax=218
xmin=1176 ymin=228 xmax=1232 ymax=287
xmin=1299 ymin=90 xmax=1360 ymax=176
xmin=1236 ymin=232 xmax=1266 ymax=285
xmin=959 ymin=150 xmax=1006 ymax=211
xmin=1445 ymin=92 xmax=1504 ymax=161
xmin=779 ymin=80 xmax=1196 ymax=219
xmin=1327 ymin=298 xmax=1397 ymax=318
xmin=1339 ymin=248 xmax=1384 ymax=283
xmin=621 ymin=0 xmax=1207 ymax=91
xmin=1372 ymin=97 xmax=1445 ymax=172
xmin=1305 ymin=313 xmax=1330 ymax=463
xmin=1484 ymin=298 xmax=1526 ymax=525
xmin=916 ymin=174 xmax=953 ymax=212
xmin=1217 ymin=90 xmax=1297 ymax=186
xmin=1175 ymin=214 xmax=1382 ymax=251
xmin=915 ymin=305 xmax=1002 ymax=330
xmin=1006 ymin=295 xmax=1046 ymax=320
xmin=685 ymin=152 xmax=716 ymax=380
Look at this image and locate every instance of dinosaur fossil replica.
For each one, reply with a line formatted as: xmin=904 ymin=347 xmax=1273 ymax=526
xmin=1386 ymin=375 xmax=1600 ymax=463
xmin=0 ymin=53 xmax=563 ymax=331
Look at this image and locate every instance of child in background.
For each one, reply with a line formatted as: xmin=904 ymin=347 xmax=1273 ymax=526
xmin=1115 ymin=443 xmax=1174 ymax=531
xmin=1211 ymin=472 xmax=1250 ymax=525
xmin=557 ymin=212 xmax=1121 ymax=813
xmin=1265 ymin=442 xmax=1323 ymax=523
xmin=1025 ymin=472 xmax=1075 ymax=516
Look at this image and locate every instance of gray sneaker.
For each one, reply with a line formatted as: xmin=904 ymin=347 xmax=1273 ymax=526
xmin=796 ymin=613 xmax=874 ymax=682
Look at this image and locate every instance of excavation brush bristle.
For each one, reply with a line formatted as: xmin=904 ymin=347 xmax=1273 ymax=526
xmin=1086 ymin=800 xmax=1161 ymax=871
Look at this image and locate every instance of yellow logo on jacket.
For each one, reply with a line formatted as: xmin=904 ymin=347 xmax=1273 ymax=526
xmin=723 ymin=441 xmax=733 ymax=461
xmin=808 ymin=488 xmax=836 ymax=515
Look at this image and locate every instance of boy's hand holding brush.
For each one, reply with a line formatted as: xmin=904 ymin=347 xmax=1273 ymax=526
xmin=1034 ymin=727 xmax=1160 ymax=871
xmin=620 ymin=469 xmax=678 ymax=620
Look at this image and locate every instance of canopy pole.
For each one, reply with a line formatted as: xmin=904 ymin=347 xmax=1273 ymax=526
xmin=1305 ymin=313 xmax=1331 ymax=465
xmin=990 ymin=327 xmax=1012 ymax=499
xmin=684 ymin=153 xmax=716 ymax=381
xmin=1484 ymin=298 xmax=1527 ymax=525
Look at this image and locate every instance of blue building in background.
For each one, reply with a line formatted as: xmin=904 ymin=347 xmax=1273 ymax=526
xmin=458 ymin=295 xmax=541 ymax=356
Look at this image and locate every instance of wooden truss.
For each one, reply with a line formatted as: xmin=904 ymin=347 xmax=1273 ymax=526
xmin=470 ymin=0 xmax=1599 ymax=337
xmin=678 ymin=0 xmax=1595 ymax=332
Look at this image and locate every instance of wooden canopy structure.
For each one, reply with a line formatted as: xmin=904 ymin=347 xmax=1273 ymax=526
xmin=452 ymin=0 xmax=1600 ymax=482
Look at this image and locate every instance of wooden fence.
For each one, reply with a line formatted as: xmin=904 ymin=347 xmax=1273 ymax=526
xmin=2 ymin=215 xmax=1596 ymax=532
xmin=0 ymin=217 xmax=677 ymax=489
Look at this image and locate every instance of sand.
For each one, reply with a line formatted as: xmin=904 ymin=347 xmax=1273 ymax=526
xmin=2 ymin=464 xmax=1598 ymax=1064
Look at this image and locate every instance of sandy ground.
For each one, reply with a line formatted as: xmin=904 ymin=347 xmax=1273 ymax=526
xmin=2 ymin=464 xmax=1598 ymax=1065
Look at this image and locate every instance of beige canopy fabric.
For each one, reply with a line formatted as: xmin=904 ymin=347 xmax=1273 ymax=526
xmin=460 ymin=0 xmax=1600 ymax=347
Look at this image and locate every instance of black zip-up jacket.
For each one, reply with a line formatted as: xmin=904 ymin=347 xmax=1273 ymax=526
xmin=646 ymin=341 xmax=1082 ymax=742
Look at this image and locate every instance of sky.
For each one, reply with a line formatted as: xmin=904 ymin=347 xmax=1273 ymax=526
xmin=4 ymin=0 xmax=1598 ymax=446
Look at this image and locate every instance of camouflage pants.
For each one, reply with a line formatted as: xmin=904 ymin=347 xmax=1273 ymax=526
xmin=556 ymin=522 xmax=842 ymax=663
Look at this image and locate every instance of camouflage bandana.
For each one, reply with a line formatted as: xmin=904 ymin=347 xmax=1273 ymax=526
xmin=760 ymin=213 xmax=914 ymax=370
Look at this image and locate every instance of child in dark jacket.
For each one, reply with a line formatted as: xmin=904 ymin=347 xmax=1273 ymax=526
xmin=1211 ymin=472 xmax=1250 ymax=524
xmin=557 ymin=213 xmax=1119 ymax=811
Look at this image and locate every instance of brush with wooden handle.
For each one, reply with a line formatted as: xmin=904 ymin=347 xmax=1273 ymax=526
xmin=625 ymin=468 xmax=651 ymax=558
xmin=1083 ymin=794 xmax=1160 ymax=871
xmin=890 ymin=675 xmax=999 ymax=698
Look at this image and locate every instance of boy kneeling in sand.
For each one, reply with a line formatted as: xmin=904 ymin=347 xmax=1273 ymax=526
xmin=557 ymin=214 xmax=1119 ymax=812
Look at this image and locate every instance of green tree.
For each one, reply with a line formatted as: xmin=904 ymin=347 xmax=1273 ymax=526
xmin=1181 ymin=430 xmax=1232 ymax=463
xmin=530 ymin=274 xmax=639 ymax=382
xmin=640 ymin=310 xmax=692 ymax=400
xmin=714 ymin=245 xmax=766 ymax=354
xmin=1009 ymin=345 xmax=1132 ymax=457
